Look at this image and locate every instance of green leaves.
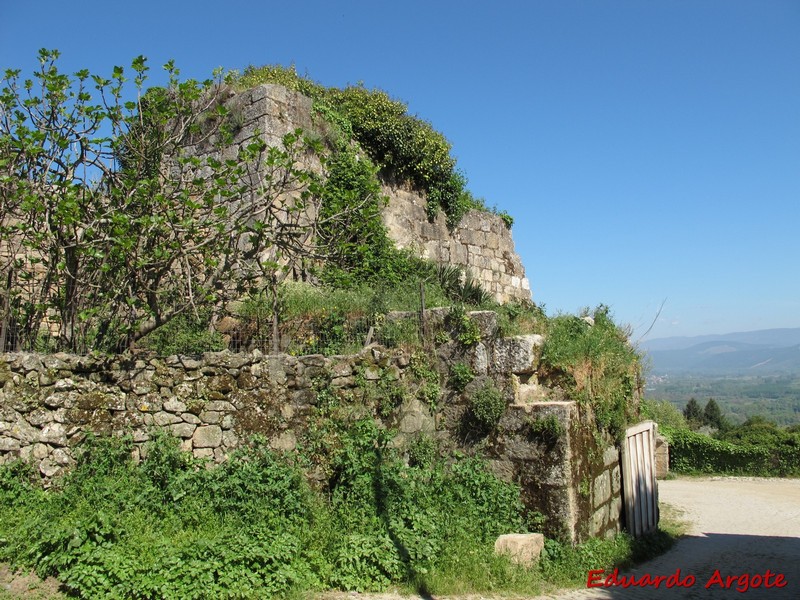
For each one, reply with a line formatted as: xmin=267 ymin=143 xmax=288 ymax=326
xmin=0 ymin=424 xmax=528 ymax=597
xmin=235 ymin=64 xmax=478 ymax=228
xmin=2 ymin=51 xmax=329 ymax=353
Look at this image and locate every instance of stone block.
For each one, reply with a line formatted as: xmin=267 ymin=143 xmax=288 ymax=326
xmin=603 ymin=446 xmax=619 ymax=467
xmin=611 ymin=465 xmax=621 ymax=495
xmin=222 ymin=429 xmax=239 ymax=448
xmin=193 ymin=425 xmax=222 ymax=448
xmin=207 ymin=374 xmax=235 ymax=394
xmin=39 ymin=458 xmax=60 ymax=478
xmin=494 ymin=533 xmax=545 ymax=566
xmin=199 ymin=410 xmax=222 ymax=424
xmin=270 ymin=430 xmax=296 ymax=452
xmin=52 ymin=448 xmax=72 ymax=465
xmin=397 ymin=398 xmax=435 ymax=435
xmin=204 ymin=401 xmax=235 ymax=412
xmin=39 ymin=423 xmax=67 ymax=446
xmin=0 ymin=438 xmax=20 ymax=451
xmin=154 ymin=412 xmax=182 ymax=427
xmin=590 ymin=503 xmax=609 ymax=536
xmin=364 ymin=365 xmax=381 ymax=380
xmin=181 ymin=412 xmax=201 ymax=424
xmin=33 ymin=443 xmax=49 ymax=460
xmin=593 ymin=472 xmax=611 ymax=507
xmin=610 ymin=496 xmax=623 ymax=521
xmin=26 ymin=408 xmax=54 ymax=427
xmin=163 ymin=399 xmax=187 ymax=413
xmin=492 ymin=335 xmax=544 ymax=374
xmin=170 ymin=423 xmax=197 ymax=439
xmin=469 ymin=342 xmax=489 ymax=376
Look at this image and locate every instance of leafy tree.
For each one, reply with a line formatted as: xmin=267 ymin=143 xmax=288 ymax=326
xmin=640 ymin=399 xmax=687 ymax=430
xmin=683 ymin=398 xmax=704 ymax=429
xmin=0 ymin=50 xmax=362 ymax=353
xmin=702 ymin=398 xmax=727 ymax=431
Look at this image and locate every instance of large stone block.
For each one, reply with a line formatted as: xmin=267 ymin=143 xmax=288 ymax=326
xmin=492 ymin=335 xmax=544 ymax=374
xmin=494 ymin=533 xmax=545 ymax=566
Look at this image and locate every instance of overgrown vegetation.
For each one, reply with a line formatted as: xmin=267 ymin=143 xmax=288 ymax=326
xmin=1 ymin=52 xmax=519 ymax=356
xmin=0 ymin=52 xmax=361 ymax=354
xmin=539 ymin=306 xmax=642 ymax=441
xmin=467 ymin=380 xmax=506 ymax=433
xmin=0 ymin=426 xmax=678 ymax=598
xmin=235 ymin=64 xmax=497 ymax=229
xmin=642 ymin=398 xmax=800 ymax=476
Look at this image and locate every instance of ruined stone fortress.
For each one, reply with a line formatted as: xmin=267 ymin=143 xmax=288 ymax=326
xmin=0 ymin=83 xmax=645 ymax=544
xmin=211 ymin=83 xmax=531 ymax=304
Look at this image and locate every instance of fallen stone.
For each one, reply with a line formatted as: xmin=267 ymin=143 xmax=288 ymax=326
xmin=494 ymin=533 xmax=545 ymax=566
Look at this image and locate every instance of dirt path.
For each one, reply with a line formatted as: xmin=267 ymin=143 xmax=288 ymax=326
xmin=4 ymin=477 xmax=799 ymax=599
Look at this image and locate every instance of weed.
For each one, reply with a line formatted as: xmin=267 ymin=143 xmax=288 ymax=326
xmin=467 ymin=381 xmax=506 ymax=432
xmin=526 ymin=414 xmax=566 ymax=443
xmin=449 ymin=362 xmax=475 ymax=393
xmin=539 ymin=306 xmax=642 ymax=441
xmin=446 ymin=304 xmax=482 ymax=347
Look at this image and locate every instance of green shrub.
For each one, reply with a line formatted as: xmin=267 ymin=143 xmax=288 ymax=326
xmin=540 ymin=306 xmax=641 ymax=441
xmin=406 ymin=433 xmax=439 ymax=468
xmin=446 ymin=304 xmax=482 ymax=346
xmin=526 ymin=414 xmax=566 ymax=442
xmin=449 ymin=362 xmax=475 ymax=393
xmin=467 ymin=381 xmax=506 ymax=432
xmin=662 ymin=426 xmax=800 ymax=476
xmin=0 ymin=421 xmax=538 ymax=597
xmin=640 ymin=399 xmax=688 ymax=430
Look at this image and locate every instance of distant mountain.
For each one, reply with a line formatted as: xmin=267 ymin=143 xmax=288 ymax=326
xmin=641 ymin=328 xmax=800 ymax=375
xmin=641 ymin=328 xmax=800 ymax=352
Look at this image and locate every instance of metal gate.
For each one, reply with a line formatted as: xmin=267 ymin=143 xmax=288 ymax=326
xmin=621 ymin=420 xmax=659 ymax=537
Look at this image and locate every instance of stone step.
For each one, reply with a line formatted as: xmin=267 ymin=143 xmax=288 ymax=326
xmin=514 ymin=382 xmax=548 ymax=405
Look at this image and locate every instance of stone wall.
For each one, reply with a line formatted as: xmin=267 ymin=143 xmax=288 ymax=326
xmin=0 ymin=311 xmax=624 ymax=543
xmin=382 ymin=185 xmax=530 ymax=303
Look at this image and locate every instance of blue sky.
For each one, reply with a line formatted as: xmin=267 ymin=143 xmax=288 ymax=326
xmin=2 ymin=0 xmax=798 ymax=340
